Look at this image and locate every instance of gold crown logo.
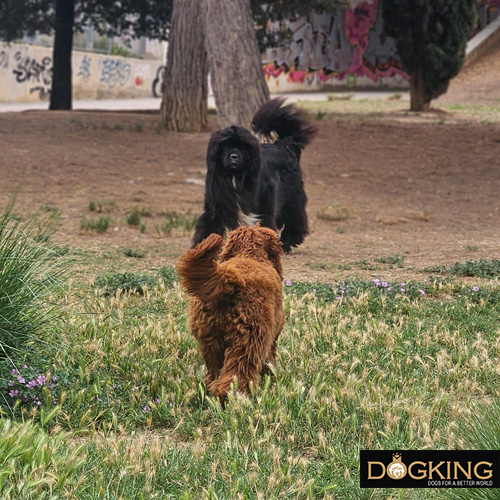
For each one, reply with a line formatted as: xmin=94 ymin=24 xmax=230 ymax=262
xmin=387 ymin=453 xmax=407 ymax=480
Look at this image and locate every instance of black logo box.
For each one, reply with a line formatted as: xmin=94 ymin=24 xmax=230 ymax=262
xmin=360 ymin=450 xmax=500 ymax=488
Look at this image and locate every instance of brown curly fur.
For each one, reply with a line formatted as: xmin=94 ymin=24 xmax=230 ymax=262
xmin=176 ymin=225 xmax=285 ymax=399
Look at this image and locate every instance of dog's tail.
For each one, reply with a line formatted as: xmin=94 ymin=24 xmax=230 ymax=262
xmin=251 ymin=97 xmax=317 ymax=152
xmin=176 ymin=233 xmax=238 ymax=301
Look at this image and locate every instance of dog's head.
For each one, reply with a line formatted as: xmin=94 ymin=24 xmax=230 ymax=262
xmin=219 ymin=224 xmax=283 ymax=279
xmin=207 ymin=125 xmax=261 ymax=178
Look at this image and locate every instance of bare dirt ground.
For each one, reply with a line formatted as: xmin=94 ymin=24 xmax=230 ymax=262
xmin=1 ymin=57 xmax=499 ymax=284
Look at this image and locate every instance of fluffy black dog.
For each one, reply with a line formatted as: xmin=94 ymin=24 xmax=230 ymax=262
xmin=192 ymin=98 xmax=316 ymax=253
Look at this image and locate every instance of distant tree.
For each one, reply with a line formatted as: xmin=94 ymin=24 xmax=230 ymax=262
xmin=381 ymin=0 xmax=478 ymax=111
xmin=49 ymin=0 xmax=75 ymax=110
xmin=160 ymin=0 xmax=208 ymax=132
xmin=0 ymin=0 xmax=53 ymax=42
xmin=0 ymin=0 xmax=173 ymax=110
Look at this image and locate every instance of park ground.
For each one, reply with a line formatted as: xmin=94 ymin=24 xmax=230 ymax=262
xmin=1 ymin=48 xmax=500 ymax=500
xmin=1 ymin=45 xmax=500 ymax=282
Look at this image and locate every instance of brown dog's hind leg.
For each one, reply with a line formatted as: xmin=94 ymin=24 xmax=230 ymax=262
xmin=198 ymin=334 xmax=226 ymax=386
xmin=208 ymin=323 xmax=273 ymax=398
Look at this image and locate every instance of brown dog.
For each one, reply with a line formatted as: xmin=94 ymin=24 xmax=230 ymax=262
xmin=176 ymin=225 xmax=285 ymax=399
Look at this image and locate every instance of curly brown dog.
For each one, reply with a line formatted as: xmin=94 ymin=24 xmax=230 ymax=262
xmin=176 ymin=225 xmax=285 ymax=399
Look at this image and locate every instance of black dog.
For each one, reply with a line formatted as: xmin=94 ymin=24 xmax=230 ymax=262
xmin=192 ymin=98 xmax=316 ymax=253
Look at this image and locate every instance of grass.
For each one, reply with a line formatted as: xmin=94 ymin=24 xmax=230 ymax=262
xmin=446 ymin=401 xmax=500 ymax=500
xmin=126 ymin=207 xmax=142 ymax=227
xmin=1 ymin=256 xmax=499 ymax=498
xmin=88 ymin=199 xmax=115 ymax=214
xmin=297 ymin=99 xmax=500 ymax=125
xmin=157 ymin=211 xmax=198 ymax=236
xmin=80 ymin=215 xmax=112 ymax=233
xmin=1 ymin=206 xmax=499 ymax=497
xmin=123 ymin=248 xmax=146 ymax=259
xmin=424 ymin=259 xmax=500 ymax=278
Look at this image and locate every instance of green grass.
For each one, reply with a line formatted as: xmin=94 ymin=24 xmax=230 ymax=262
xmin=80 ymin=215 xmax=112 ymax=233
xmin=123 ymin=248 xmax=146 ymax=259
xmin=88 ymin=199 xmax=115 ymax=214
xmin=157 ymin=212 xmax=198 ymax=236
xmin=424 ymin=259 xmax=500 ymax=278
xmin=126 ymin=207 xmax=142 ymax=227
xmin=1 ymin=228 xmax=499 ymax=498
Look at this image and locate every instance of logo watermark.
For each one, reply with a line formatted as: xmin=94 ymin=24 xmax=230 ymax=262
xmin=360 ymin=450 xmax=500 ymax=488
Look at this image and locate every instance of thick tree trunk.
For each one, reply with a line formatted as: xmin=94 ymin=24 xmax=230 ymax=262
xmin=160 ymin=0 xmax=208 ymax=132
xmin=49 ymin=0 xmax=75 ymax=110
xmin=203 ymin=0 xmax=270 ymax=128
xmin=409 ymin=68 xmax=430 ymax=112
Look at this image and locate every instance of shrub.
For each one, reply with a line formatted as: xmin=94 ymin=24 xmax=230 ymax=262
xmin=0 ymin=206 xmax=65 ymax=359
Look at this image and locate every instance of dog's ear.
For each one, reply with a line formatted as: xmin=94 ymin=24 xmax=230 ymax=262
xmin=265 ymin=232 xmax=284 ymax=279
xmin=206 ymin=134 xmax=221 ymax=172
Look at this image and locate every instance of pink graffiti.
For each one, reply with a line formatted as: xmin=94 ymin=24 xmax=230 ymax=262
xmin=261 ymin=0 xmax=408 ymax=87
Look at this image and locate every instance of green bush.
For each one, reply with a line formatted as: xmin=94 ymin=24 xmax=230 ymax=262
xmin=0 ymin=207 xmax=65 ymax=359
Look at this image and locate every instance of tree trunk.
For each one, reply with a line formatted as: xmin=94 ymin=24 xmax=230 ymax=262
xmin=160 ymin=0 xmax=208 ymax=133
xmin=203 ymin=0 xmax=269 ymax=128
xmin=49 ymin=0 xmax=75 ymax=110
xmin=409 ymin=68 xmax=430 ymax=112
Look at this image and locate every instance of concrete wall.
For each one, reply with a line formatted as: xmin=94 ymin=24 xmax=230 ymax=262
xmin=0 ymin=43 xmax=164 ymax=102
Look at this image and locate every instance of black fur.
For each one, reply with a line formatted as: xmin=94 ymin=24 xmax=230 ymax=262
xmin=192 ymin=98 xmax=316 ymax=253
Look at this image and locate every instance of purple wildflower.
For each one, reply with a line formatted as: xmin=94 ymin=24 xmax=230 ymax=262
xmin=9 ymin=390 xmax=19 ymax=398
xmin=419 ymin=289 xmax=426 ymax=295
xmin=11 ymin=369 xmax=19 ymax=376
xmin=285 ymin=279 xmax=292 ymax=286
xmin=27 ymin=380 xmax=38 ymax=388
xmin=143 ymin=405 xmax=151 ymax=413
xmin=381 ymin=281 xmax=388 ymax=288
xmin=472 ymin=286 xmax=479 ymax=292
xmin=17 ymin=376 xmax=25 ymax=384
xmin=36 ymin=375 xmax=47 ymax=386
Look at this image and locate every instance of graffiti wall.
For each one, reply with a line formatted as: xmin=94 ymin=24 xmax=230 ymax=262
xmin=262 ymin=0 xmax=408 ymax=92
xmin=0 ymin=43 xmax=163 ymax=102
xmin=262 ymin=0 xmax=500 ymax=92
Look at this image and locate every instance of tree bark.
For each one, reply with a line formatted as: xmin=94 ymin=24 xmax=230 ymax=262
xmin=203 ymin=0 xmax=269 ymax=128
xmin=49 ymin=0 xmax=75 ymax=110
xmin=410 ymin=68 xmax=430 ymax=112
xmin=160 ymin=0 xmax=208 ymax=133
